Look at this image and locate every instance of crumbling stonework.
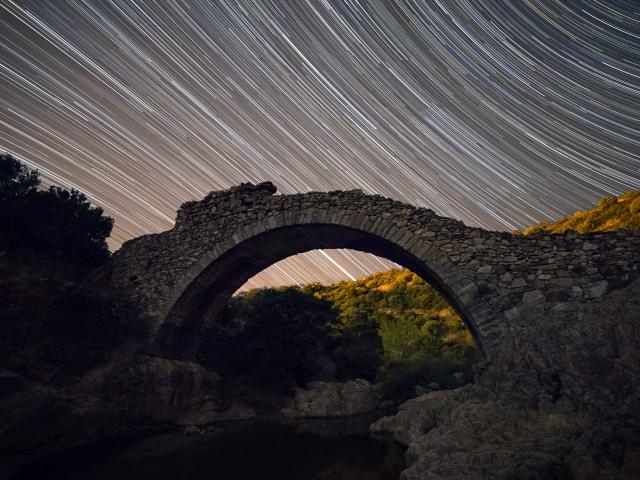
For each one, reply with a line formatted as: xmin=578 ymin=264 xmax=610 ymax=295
xmin=106 ymin=182 xmax=640 ymax=359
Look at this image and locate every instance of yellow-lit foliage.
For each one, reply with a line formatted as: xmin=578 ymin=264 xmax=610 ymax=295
xmin=305 ymin=268 xmax=478 ymax=390
xmin=518 ymin=188 xmax=640 ymax=235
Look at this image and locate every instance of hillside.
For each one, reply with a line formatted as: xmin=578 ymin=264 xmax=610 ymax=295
xmin=306 ymin=269 xmax=476 ymax=393
xmin=519 ymin=188 xmax=640 ymax=235
xmin=213 ymin=268 xmax=477 ymax=397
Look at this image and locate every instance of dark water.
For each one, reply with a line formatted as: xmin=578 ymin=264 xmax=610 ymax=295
xmin=14 ymin=415 xmax=405 ymax=480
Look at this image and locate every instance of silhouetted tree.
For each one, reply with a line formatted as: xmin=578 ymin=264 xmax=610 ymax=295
xmin=0 ymin=153 xmax=39 ymax=200
xmin=200 ymin=287 xmax=340 ymax=390
xmin=0 ymin=153 xmax=113 ymax=264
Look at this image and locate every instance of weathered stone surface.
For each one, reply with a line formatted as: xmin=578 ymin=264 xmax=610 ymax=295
xmin=89 ymin=354 xmax=223 ymax=426
xmin=282 ymin=379 xmax=380 ymax=417
xmin=102 ymin=183 xmax=640 ymax=361
xmin=587 ymin=280 xmax=610 ymax=298
xmin=522 ymin=289 xmax=545 ymax=304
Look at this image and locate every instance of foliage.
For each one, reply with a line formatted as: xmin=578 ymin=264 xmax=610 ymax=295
xmin=204 ymin=268 xmax=479 ymax=397
xmin=0 ymin=153 xmax=113 ymax=264
xmin=311 ymin=269 xmax=478 ymax=396
xmin=0 ymin=278 xmax=127 ymax=378
xmin=328 ymin=318 xmax=382 ymax=382
xmin=0 ymin=153 xmax=39 ymax=200
xmin=199 ymin=287 xmax=339 ymax=392
xmin=517 ymin=188 xmax=640 ymax=235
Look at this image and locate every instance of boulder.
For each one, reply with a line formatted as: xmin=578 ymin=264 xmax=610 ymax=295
xmin=414 ymin=384 xmax=428 ymax=396
xmin=282 ymin=379 xmax=380 ymax=417
xmin=451 ymin=371 xmax=466 ymax=387
xmin=92 ymin=354 xmax=223 ymax=425
xmin=371 ymin=386 xmax=600 ymax=479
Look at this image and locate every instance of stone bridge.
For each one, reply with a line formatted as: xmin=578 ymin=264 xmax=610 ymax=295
xmin=107 ymin=182 xmax=640 ymax=360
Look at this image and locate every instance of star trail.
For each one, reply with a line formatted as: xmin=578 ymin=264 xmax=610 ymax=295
xmin=1 ymin=1 xmax=639 ymax=288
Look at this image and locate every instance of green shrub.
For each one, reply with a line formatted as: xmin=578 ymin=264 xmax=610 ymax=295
xmin=199 ymin=287 xmax=340 ymax=392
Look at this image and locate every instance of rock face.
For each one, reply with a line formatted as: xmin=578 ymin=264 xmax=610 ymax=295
xmin=372 ymin=276 xmax=640 ymax=479
xmin=372 ymin=388 xmax=595 ymax=480
xmin=282 ymin=379 xmax=380 ymax=418
xmin=88 ymin=354 xmax=224 ymax=426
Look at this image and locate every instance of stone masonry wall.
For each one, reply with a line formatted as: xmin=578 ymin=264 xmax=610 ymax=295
xmin=107 ymin=182 xmax=640 ymax=359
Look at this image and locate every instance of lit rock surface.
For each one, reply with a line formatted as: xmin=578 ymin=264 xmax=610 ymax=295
xmin=282 ymin=379 xmax=380 ymax=418
xmin=95 ymin=355 xmax=223 ymax=426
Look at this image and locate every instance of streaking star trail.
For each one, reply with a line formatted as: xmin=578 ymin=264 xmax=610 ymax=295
xmin=1 ymin=1 xmax=639 ymax=288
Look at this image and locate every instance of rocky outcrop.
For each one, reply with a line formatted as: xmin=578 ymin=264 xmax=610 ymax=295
xmin=0 ymin=368 xmax=131 ymax=479
xmin=372 ymin=387 xmax=600 ymax=479
xmin=372 ymin=277 xmax=640 ymax=479
xmin=83 ymin=354 xmax=224 ymax=426
xmin=282 ymin=379 xmax=380 ymax=418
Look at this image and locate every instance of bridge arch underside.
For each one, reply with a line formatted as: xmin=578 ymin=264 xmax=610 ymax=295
xmin=152 ymin=223 xmax=491 ymax=360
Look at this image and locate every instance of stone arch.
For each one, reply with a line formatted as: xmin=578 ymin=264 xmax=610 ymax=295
xmin=108 ymin=182 xmax=640 ymax=363
xmin=152 ymin=221 xmax=486 ymax=359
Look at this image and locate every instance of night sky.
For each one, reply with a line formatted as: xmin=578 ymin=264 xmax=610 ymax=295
xmin=1 ymin=1 xmax=639 ymax=289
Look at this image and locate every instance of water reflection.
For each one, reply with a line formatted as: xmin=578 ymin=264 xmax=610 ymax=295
xmin=15 ymin=416 xmax=405 ymax=480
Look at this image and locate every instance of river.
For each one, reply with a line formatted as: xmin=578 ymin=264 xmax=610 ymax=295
xmin=13 ymin=412 xmax=406 ymax=480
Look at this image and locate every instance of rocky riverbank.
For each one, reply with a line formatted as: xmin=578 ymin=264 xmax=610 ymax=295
xmin=370 ymin=276 xmax=640 ymax=479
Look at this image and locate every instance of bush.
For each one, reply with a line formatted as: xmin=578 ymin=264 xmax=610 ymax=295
xmin=0 ymin=153 xmax=39 ymax=200
xmin=0 ymin=154 xmax=113 ymax=264
xmin=199 ymin=287 xmax=339 ymax=392
xmin=330 ymin=320 xmax=382 ymax=382
xmin=0 ymin=278 xmax=126 ymax=378
xmin=518 ymin=188 xmax=640 ymax=234
xmin=202 ymin=268 xmax=479 ymax=398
